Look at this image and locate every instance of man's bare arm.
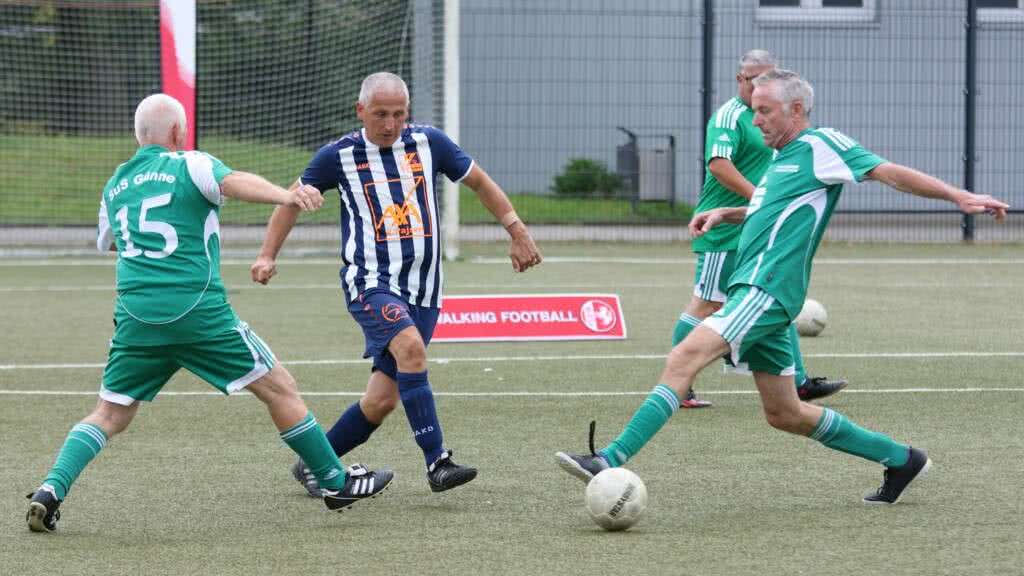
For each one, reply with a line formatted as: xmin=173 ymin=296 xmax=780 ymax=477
xmin=867 ymin=163 xmax=1008 ymax=221
xmin=461 ymin=165 xmax=542 ymax=272
xmin=708 ymin=158 xmax=756 ymax=200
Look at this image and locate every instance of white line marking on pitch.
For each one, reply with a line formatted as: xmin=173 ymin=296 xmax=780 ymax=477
xmin=2 ymin=351 xmax=1023 ymax=371
xmin=3 ymin=256 xmax=1024 ymax=267
xmin=0 ymin=282 xmax=689 ymax=293
xmin=3 ymin=281 xmax=1018 ymax=293
xmin=469 ymin=256 xmax=1024 ymax=265
xmin=0 ymin=387 xmax=1020 ymax=398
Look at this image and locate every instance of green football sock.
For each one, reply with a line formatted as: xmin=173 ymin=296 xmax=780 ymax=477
xmin=810 ymin=408 xmax=909 ymax=467
xmin=672 ymin=313 xmax=702 ymax=346
xmin=600 ymin=384 xmax=679 ymax=467
xmin=280 ymin=412 xmax=347 ymax=490
xmin=43 ymin=422 xmax=108 ymax=500
xmin=789 ymin=323 xmax=808 ymax=387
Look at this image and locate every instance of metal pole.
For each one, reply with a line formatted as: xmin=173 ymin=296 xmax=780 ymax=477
xmin=668 ymin=134 xmax=676 ymax=210
xmin=700 ymin=0 xmax=714 ymax=187
xmin=443 ymin=0 xmax=460 ymax=260
xmin=962 ymin=0 xmax=977 ymax=242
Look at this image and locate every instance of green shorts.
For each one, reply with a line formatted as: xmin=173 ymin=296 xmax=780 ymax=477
xmin=692 ymin=250 xmax=737 ymax=304
xmin=702 ymin=285 xmax=795 ymax=376
xmin=100 ymin=320 xmax=277 ymax=406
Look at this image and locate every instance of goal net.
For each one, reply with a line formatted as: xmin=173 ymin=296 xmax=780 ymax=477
xmin=1 ymin=0 xmax=445 ymax=253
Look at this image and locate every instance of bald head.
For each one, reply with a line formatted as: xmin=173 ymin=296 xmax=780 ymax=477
xmin=134 ymin=94 xmax=187 ymax=149
xmin=358 ymin=72 xmax=409 ymax=106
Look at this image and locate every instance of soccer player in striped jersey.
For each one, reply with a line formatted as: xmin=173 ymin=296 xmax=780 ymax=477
xmin=26 ymin=95 xmax=394 ymax=533
xmin=675 ymin=49 xmax=846 ymax=408
xmin=252 ymin=72 xmax=542 ymax=495
xmin=558 ymin=70 xmax=1008 ymax=506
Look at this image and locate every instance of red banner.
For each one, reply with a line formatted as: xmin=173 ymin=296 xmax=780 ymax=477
xmin=433 ymin=294 xmax=626 ymax=342
xmin=160 ymin=0 xmax=196 ymax=150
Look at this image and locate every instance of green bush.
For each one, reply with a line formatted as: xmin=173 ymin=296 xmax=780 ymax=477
xmin=551 ymin=158 xmax=623 ymax=198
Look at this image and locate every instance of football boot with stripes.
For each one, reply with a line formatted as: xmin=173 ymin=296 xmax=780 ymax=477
xmin=26 ymin=484 xmax=62 ymax=533
xmin=322 ymin=464 xmax=394 ymax=512
xmin=426 ymin=450 xmax=478 ymax=492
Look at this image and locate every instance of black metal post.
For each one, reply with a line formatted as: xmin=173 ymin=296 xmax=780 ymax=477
xmin=668 ymin=134 xmax=676 ymax=210
xmin=700 ymin=0 xmax=714 ymax=187
xmin=963 ymin=0 xmax=977 ymax=242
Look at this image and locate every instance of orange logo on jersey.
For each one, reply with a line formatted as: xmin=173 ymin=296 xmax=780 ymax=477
xmin=364 ymin=175 xmax=433 ymax=242
xmin=402 ymin=152 xmax=423 ymax=172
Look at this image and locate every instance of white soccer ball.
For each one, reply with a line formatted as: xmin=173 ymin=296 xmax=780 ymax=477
xmin=585 ymin=468 xmax=648 ymax=531
xmin=796 ymin=298 xmax=828 ymax=337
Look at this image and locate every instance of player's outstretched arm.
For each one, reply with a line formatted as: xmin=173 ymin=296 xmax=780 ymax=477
xmin=708 ymin=158 xmax=756 ymax=200
xmin=462 ymin=164 xmax=542 ymax=273
xmin=867 ymin=163 xmax=1009 ymax=221
xmin=221 ymin=172 xmax=323 ymax=211
xmin=250 ymin=179 xmax=309 ymax=285
xmin=688 ymin=207 xmax=747 ymax=238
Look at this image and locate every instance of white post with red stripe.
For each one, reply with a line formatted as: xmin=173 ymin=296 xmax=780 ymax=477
xmin=160 ymin=0 xmax=197 ymax=150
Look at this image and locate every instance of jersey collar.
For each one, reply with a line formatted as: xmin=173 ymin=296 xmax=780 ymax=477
xmin=779 ymin=127 xmax=815 ymax=152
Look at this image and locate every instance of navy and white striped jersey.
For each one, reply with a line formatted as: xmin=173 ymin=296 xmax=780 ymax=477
xmin=301 ymin=124 xmax=474 ymax=308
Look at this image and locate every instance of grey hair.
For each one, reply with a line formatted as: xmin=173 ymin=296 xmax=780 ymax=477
xmin=358 ymin=72 xmax=409 ymax=105
xmin=134 ymin=93 xmax=187 ymax=145
xmin=752 ymin=68 xmax=814 ymax=116
xmin=739 ymin=49 xmax=778 ymax=71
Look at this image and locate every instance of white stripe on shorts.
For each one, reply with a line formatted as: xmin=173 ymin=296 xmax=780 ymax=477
xmin=703 ymin=287 xmax=775 ymax=367
xmin=694 ymin=252 xmax=728 ymax=303
xmin=99 ymin=385 xmax=139 ymax=407
xmin=227 ymin=322 xmax=272 ymax=393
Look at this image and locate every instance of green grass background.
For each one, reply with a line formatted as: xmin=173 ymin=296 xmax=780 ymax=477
xmin=0 ymin=135 xmax=691 ymax=226
xmin=1 ymin=242 xmax=1022 ymax=575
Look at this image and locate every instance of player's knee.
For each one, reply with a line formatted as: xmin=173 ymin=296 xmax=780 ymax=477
xmin=763 ymin=405 xmax=802 ymax=433
xmin=249 ymin=366 xmax=300 ymax=404
xmin=87 ymin=401 xmax=136 ymax=436
xmin=665 ymin=343 xmax=703 ymax=378
xmin=390 ymin=336 xmax=427 ymax=372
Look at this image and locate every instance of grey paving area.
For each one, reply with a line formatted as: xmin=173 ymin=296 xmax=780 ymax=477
xmin=1 ymin=214 xmax=1019 ymax=258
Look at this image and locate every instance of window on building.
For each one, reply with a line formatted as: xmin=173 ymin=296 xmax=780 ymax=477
xmin=757 ymin=0 xmax=876 ymax=23
xmin=977 ymin=0 xmax=1019 ymax=8
xmin=977 ymin=0 xmax=1024 ymax=22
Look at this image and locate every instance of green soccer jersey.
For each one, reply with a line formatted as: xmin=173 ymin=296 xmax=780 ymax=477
xmin=729 ymin=127 xmax=886 ymax=319
xmin=97 ymin=144 xmax=236 ymax=345
xmin=693 ymin=96 xmax=774 ymax=252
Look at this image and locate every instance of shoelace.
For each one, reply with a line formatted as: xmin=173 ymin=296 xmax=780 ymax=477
xmin=874 ymin=470 xmax=892 ymax=497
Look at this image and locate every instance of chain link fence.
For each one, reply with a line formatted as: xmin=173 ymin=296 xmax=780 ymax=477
xmin=1 ymin=0 xmax=1020 ymax=252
